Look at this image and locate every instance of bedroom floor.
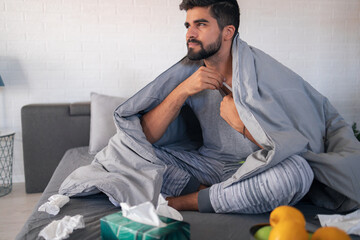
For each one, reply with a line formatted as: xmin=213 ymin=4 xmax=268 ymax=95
xmin=0 ymin=182 xmax=42 ymax=240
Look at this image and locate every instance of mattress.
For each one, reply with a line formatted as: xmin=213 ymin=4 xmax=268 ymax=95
xmin=16 ymin=147 xmax=354 ymax=240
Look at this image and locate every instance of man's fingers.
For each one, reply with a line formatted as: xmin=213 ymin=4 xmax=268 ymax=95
xmin=201 ymin=81 xmax=218 ymax=90
xmin=199 ymin=66 xmax=225 ymax=83
xmin=204 ymin=77 xmax=221 ymax=89
xmin=208 ymin=74 xmax=224 ymax=88
xmin=186 ymin=66 xmax=226 ymax=94
xmin=201 ymin=72 xmax=225 ymax=89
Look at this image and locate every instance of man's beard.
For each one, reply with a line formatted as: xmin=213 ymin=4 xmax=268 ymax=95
xmin=187 ymin=33 xmax=222 ymax=61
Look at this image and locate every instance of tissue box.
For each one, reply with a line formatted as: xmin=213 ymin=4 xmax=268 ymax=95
xmin=100 ymin=211 xmax=190 ymax=240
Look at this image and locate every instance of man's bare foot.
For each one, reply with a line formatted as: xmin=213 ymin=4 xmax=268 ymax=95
xmin=198 ymin=184 xmax=208 ymax=190
xmin=165 ymin=184 xmax=209 ymax=211
xmin=166 ymin=184 xmax=208 ymax=211
xmin=166 ymin=192 xmax=199 ymax=211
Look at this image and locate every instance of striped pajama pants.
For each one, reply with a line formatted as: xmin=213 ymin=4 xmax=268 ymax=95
xmin=154 ymin=146 xmax=314 ymax=214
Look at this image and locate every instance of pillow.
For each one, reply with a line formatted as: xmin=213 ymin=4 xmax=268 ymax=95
xmin=89 ymin=92 xmax=127 ymax=154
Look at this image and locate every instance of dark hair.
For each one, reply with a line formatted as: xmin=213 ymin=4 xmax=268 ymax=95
xmin=179 ymin=0 xmax=240 ymax=35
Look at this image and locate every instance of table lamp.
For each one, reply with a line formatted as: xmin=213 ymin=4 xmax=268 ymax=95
xmin=0 ymin=74 xmax=4 ymax=87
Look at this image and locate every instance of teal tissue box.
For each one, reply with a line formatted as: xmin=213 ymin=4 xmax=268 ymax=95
xmin=100 ymin=211 xmax=190 ymax=240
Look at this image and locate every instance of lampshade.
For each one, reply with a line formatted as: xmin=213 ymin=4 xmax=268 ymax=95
xmin=0 ymin=75 xmax=4 ymax=86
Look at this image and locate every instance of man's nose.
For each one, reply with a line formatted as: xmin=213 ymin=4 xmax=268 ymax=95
xmin=186 ymin=26 xmax=198 ymax=39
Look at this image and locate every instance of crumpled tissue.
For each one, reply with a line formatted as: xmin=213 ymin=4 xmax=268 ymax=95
xmin=38 ymin=194 xmax=70 ymax=215
xmin=120 ymin=194 xmax=183 ymax=228
xmin=317 ymin=209 xmax=360 ymax=236
xmin=38 ymin=215 xmax=85 ymax=240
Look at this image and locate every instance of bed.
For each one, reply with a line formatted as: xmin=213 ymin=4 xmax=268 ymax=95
xmin=17 ymin=93 xmax=359 ymax=239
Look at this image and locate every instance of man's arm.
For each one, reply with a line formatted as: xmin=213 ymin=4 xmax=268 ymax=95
xmin=140 ymin=84 xmax=188 ymax=144
xmin=141 ymin=66 xmax=225 ymax=144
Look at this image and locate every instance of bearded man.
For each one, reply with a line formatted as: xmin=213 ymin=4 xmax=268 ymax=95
xmin=140 ymin=0 xmax=314 ymax=213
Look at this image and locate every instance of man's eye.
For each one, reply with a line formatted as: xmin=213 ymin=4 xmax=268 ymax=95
xmin=198 ymin=23 xmax=206 ymax=27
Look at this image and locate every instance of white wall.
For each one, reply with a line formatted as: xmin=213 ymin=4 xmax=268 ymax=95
xmin=0 ymin=0 xmax=359 ymax=183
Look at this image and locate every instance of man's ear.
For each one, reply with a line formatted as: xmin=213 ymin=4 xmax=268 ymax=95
xmin=223 ymin=25 xmax=236 ymax=41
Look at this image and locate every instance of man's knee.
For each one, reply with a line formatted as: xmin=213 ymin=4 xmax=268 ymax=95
xmin=208 ymin=155 xmax=314 ymax=214
xmin=275 ymin=155 xmax=314 ymax=204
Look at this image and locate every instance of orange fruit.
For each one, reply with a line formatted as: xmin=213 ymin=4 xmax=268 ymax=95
xmin=268 ymin=221 xmax=308 ymax=240
xmin=270 ymin=205 xmax=306 ymax=227
xmin=312 ymin=226 xmax=351 ymax=240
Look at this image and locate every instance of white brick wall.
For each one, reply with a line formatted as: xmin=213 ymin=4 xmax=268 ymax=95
xmin=0 ymin=0 xmax=359 ymax=183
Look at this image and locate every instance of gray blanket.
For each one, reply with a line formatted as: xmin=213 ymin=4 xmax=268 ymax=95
xmin=60 ymin=35 xmax=360 ymax=212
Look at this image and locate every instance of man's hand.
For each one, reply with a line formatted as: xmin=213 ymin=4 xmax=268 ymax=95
xmin=220 ymin=94 xmax=244 ymax=134
xmin=180 ymin=66 xmax=225 ymax=96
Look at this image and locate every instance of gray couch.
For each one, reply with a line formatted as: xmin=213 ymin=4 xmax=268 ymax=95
xmin=18 ymin=102 xmax=357 ymax=240
xmin=21 ymin=102 xmax=91 ymax=193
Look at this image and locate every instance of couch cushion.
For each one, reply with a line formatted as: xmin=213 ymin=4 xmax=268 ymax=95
xmin=89 ymin=92 xmax=126 ymax=154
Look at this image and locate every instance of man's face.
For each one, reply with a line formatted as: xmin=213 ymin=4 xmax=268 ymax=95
xmin=185 ymin=7 xmax=223 ymax=61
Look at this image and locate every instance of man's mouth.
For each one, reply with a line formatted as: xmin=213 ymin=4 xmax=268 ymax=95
xmin=187 ymin=39 xmax=202 ymax=48
xmin=187 ymin=42 xmax=199 ymax=48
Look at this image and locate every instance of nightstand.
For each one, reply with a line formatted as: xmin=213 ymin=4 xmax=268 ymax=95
xmin=0 ymin=131 xmax=15 ymax=197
